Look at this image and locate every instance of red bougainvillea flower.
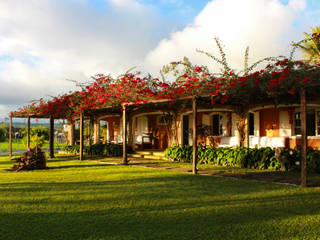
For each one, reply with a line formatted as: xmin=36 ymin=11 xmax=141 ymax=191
xmin=194 ymin=66 xmax=202 ymax=73
xmin=289 ymin=89 xmax=295 ymax=95
xmin=268 ymin=79 xmax=279 ymax=89
xmin=302 ymin=77 xmax=312 ymax=84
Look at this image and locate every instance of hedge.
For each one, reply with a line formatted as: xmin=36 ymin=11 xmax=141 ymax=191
xmin=164 ymin=145 xmax=320 ymax=173
xmin=62 ymin=143 xmax=133 ymax=157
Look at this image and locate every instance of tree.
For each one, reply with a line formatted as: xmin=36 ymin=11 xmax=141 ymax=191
xmin=293 ymin=26 xmax=320 ymax=63
xmin=0 ymin=123 xmax=8 ymax=142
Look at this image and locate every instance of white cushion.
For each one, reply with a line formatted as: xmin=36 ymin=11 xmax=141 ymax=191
xmin=218 ymin=136 xmax=239 ymax=147
xmin=255 ymin=136 xmax=285 ymax=148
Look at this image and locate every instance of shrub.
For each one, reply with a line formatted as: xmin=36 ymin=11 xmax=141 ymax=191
xmin=62 ymin=143 xmax=133 ymax=157
xmin=164 ymin=145 xmax=192 ymax=162
xmin=22 ymin=125 xmax=50 ymax=148
xmin=307 ymin=150 xmax=320 ymax=173
xmin=30 ymin=135 xmax=46 ymax=148
xmin=164 ymin=145 xmax=320 ymax=172
xmin=0 ymin=123 xmax=7 ymax=142
xmin=61 ymin=144 xmax=80 ymax=153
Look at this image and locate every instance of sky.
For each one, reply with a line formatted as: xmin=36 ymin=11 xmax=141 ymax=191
xmin=0 ymin=0 xmax=319 ymax=119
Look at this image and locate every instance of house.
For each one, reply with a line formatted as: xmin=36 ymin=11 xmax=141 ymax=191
xmin=64 ymin=98 xmax=320 ymax=150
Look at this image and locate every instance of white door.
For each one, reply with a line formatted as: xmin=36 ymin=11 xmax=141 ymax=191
xmin=137 ymin=116 xmax=148 ymax=143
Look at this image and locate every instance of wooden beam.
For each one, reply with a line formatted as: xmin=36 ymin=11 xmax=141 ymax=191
xmin=49 ymin=115 xmax=55 ymax=158
xmin=27 ymin=116 xmax=31 ymax=150
xmin=116 ymin=95 xmax=197 ymax=107
xmin=9 ymin=113 xmax=12 ymax=158
xmin=300 ymin=87 xmax=307 ymax=187
xmin=79 ymin=112 xmax=84 ymax=161
xmin=122 ymin=105 xmax=128 ymax=165
xmin=192 ymin=97 xmax=198 ymax=174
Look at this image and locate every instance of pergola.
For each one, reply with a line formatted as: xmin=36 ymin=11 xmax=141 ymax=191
xmin=9 ymin=58 xmax=320 ymax=187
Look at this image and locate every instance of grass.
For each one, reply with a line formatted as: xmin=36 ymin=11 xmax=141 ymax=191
xmin=0 ymin=139 xmax=25 ymax=152
xmin=1 ymin=155 xmax=320 ymax=239
xmin=93 ymin=156 xmax=320 ymax=187
xmin=0 ymin=139 xmax=66 ymax=152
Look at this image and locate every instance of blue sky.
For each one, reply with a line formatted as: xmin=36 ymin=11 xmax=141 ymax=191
xmin=0 ymin=0 xmax=319 ymax=119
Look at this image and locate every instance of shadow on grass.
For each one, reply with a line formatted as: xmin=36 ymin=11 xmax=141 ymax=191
xmin=209 ymin=169 xmax=320 ymax=187
xmin=47 ymin=155 xmax=79 ymax=162
xmin=0 ymin=160 xmax=12 ymax=165
xmin=0 ymin=174 xmax=320 ymax=239
xmin=48 ymin=164 xmax=115 ymax=170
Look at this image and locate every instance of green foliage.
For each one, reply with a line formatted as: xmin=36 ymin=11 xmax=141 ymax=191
xmin=0 ymin=123 xmax=8 ymax=142
xmin=30 ymin=125 xmax=49 ymax=140
xmin=196 ymin=37 xmax=280 ymax=80
xmin=164 ymin=145 xmax=193 ymax=162
xmin=30 ymin=135 xmax=46 ymax=148
xmin=22 ymin=125 xmax=49 ymax=148
xmin=85 ymin=143 xmax=133 ymax=156
xmin=62 ymin=143 xmax=133 ymax=157
xmin=61 ymin=144 xmax=80 ymax=154
xmin=165 ymin=145 xmax=320 ymax=173
xmin=307 ymin=149 xmax=320 ymax=173
xmin=292 ymin=26 xmax=320 ymax=63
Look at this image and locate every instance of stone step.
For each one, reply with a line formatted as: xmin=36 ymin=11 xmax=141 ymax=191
xmin=152 ymin=152 xmax=165 ymax=157
xmin=143 ymin=155 xmax=167 ymax=160
xmin=136 ymin=151 xmax=153 ymax=155
xmin=129 ymin=154 xmax=143 ymax=158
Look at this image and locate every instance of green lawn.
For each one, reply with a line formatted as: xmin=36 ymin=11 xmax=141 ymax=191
xmin=0 ymin=139 xmax=25 ymax=152
xmin=0 ymin=139 xmax=65 ymax=152
xmin=1 ymin=155 xmax=320 ymax=239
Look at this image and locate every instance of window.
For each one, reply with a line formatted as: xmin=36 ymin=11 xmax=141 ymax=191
xmin=307 ymin=111 xmax=316 ymax=136
xmin=294 ymin=111 xmax=316 ymax=136
xmin=294 ymin=113 xmax=301 ymax=135
xmin=212 ymin=114 xmax=223 ymax=136
xmin=249 ymin=113 xmax=255 ymax=136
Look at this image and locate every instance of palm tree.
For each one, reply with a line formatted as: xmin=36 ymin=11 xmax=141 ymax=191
xmin=293 ymin=26 xmax=320 ymax=63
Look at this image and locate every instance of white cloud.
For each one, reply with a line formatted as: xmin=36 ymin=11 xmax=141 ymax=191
xmin=145 ymin=0 xmax=305 ymax=75
xmin=289 ymin=0 xmax=306 ymax=11
xmin=0 ymin=0 xmax=165 ymax=116
xmin=0 ymin=105 xmax=10 ymax=117
xmin=0 ymin=0 xmax=316 ymax=118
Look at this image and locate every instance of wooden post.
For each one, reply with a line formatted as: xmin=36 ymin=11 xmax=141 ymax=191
xmin=9 ymin=113 xmax=12 ymax=158
xmin=93 ymin=120 xmax=100 ymax=144
xmin=27 ymin=116 xmax=31 ymax=150
xmin=88 ymin=117 xmax=93 ymax=146
xmin=192 ymin=97 xmax=198 ymax=174
xmin=49 ymin=115 xmax=55 ymax=158
xmin=300 ymin=87 xmax=307 ymax=187
xmin=79 ymin=112 xmax=84 ymax=161
xmin=128 ymin=115 xmax=133 ymax=147
xmin=71 ymin=120 xmax=75 ymax=146
xmin=122 ymin=105 xmax=128 ymax=165
xmin=246 ymin=112 xmax=250 ymax=148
